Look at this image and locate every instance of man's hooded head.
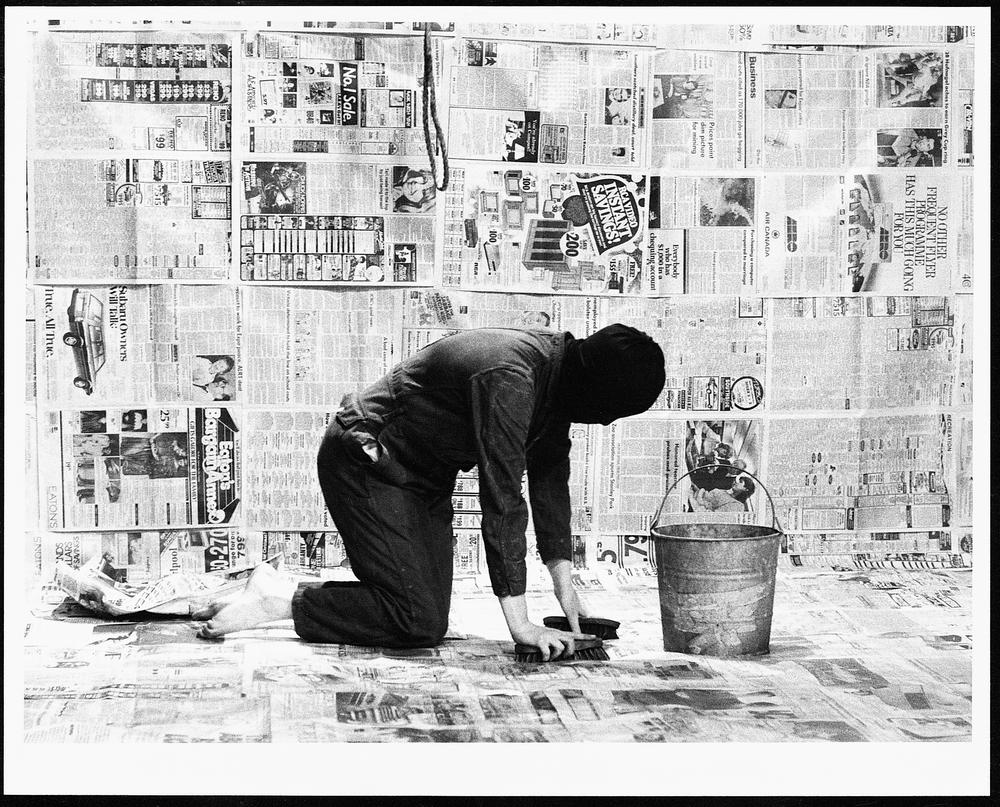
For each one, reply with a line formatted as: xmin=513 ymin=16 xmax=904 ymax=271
xmin=555 ymin=324 xmax=665 ymax=424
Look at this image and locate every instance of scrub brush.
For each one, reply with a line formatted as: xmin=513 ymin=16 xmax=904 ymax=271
xmin=513 ymin=637 xmax=610 ymax=663
xmin=542 ymin=615 xmax=620 ymax=640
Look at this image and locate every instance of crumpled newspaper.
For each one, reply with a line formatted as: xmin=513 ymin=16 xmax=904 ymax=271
xmin=53 ymin=553 xmax=281 ymax=618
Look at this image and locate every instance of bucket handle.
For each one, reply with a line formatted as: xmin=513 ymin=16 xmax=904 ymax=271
xmin=652 ymin=463 xmax=783 ymax=534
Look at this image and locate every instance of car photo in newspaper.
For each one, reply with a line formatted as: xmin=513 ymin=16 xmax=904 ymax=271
xmin=36 ymin=285 xmax=241 ymax=405
xmin=39 ymin=406 xmax=240 ymax=531
xmin=446 ymin=39 xmax=648 ymax=168
xmin=442 ymin=166 xmax=647 ymax=295
xmin=758 ymin=172 xmax=971 ymax=295
xmin=30 ymin=157 xmax=232 ymax=282
xmin=239 ymin=160 xmax=434 ymax=284
xmin=31 ymin=32 xmax=232 ymax=152
xmin=244 ymin=31 xmax=439 ymax=157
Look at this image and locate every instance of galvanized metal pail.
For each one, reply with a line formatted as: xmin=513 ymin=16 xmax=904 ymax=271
xmin=650 ymin=466 xmax=782 ymax=657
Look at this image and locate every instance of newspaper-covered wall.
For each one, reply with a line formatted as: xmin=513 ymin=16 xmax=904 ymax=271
xmin=21 ymin=17 xmax=976 ymax=593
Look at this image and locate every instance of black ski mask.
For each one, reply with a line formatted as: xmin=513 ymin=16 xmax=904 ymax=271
xmin=555 ymin=324 xmax=666 ymax=425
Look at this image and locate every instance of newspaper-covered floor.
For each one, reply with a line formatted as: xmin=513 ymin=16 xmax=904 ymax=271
xmin=22 ymin=560 xmax=972 ymax=743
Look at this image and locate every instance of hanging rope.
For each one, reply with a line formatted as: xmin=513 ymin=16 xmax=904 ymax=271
xmin=421 ymin=22 xmax=449 ymax=192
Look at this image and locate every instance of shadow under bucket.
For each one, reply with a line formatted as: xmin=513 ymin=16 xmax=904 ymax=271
xmin=651 ymin=522 xmax=782 ymax=657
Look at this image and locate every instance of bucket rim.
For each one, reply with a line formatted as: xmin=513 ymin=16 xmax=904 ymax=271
xmin=650 ymin=523 xmax=783 ymax=542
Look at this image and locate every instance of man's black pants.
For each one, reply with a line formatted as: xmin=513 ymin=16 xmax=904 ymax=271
xmin=291 ymin=421 xmax=456 ymax=648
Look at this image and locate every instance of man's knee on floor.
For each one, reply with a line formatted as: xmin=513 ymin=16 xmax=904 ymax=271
xmin=397 ymin=608 xmax=449 ymax=648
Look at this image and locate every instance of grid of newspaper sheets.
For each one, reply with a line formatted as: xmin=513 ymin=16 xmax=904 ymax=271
xmin=24 ymin=19 xmax=974 ymax=619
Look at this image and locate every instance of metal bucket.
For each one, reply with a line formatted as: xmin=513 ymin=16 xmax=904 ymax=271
xmin=650 ymin=467 xmax=782 ymax=657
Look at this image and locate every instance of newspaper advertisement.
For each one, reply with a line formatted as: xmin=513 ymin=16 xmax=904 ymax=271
xmin=768 ymin=296 xmax=964 ymax=411
xmin=765 ymin=413 xmax=953 ymax=532
xmin=39 ymin=406 xmax=240 ymax=531
xmin=441 ymin=165 xmax=648 ymax=294
xmin=243 ymin=31 xmax=442 ymax=157
xmin=645 ymin=175 xmax=759 ymax=294
xmin=605 ymin=297 xmax=766 ymax=414
xmin=746 ymin=48 xmax=974 ymax=170
xmin=757 ymin=172 xmax=973 ymax=295
xmin=241 ymin=287 xmax=400 ymax=406
xmin=30 ymin=31 xmax=232 ymax=151
xmin=261 ymin=531 xmax=352 ymax=577
xmin=30 ymin=158 xmax=232 ymax=282
xmin=35 ymin=285 xmax=241 ymax=405
xmin=239 ymin=160 xmax=435 ymax=284
xmin=446 ymin=39 xmax=648 ymax=168
xmin=33 ymin=528 xmax=256 ymax=586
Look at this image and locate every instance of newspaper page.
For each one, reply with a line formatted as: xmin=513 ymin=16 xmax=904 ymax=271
xmin=441 ymin=165 xmax=648 ymax=294
xmin=651 ymin=23 xmax=975 ymax=50
xmin=243 ymin=31 xmax=443 ymax=157
xmin=446 ymin=39 xmax=649 ymax=168
xmin=38 ymin=406 xmax=240 ymax=531
xmin=243 ymin=409 xmax=333 ymax=530
xmin=238 ymin=159 xmax=436 ymax=284
xmin=261 ymin=530 xmax=352 ymax=577
xmin=241 ymin=287 xmax=400 ymax=406
xmin=645 ymin=175 xmax=759 ymax=294
xmin=30 ymin=32 xmax=232 ymax=151
xmin=35 ymin=285 xmax=241 ymax=405
xmin=649 ymin=49 xmax=746 ymax=170
xmin=783 ymin=530 xmax=970 ymax=571
xmin=746 ymin=48 xmax=974 ymax=171
xmin=768 ymin=296 xmax=964 ymax=411
xmin=30 ymin=157 xmax=232 ymax=282
xmin=764 ymin=413 xmax=953 ymax=532
xmin=457 ymin=22 xmax=655 ymax=47
xmin=757 ymin=172 xmax=973 ymax=295
xmin=400 ymin=288 xmax=601 ymax=337
xmin=32 ymin=528 xmax=256 ymax=585
xmin=605 ymin=297 xmax=767 ymax=414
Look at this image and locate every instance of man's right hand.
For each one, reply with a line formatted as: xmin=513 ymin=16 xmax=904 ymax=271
xmin=499 ymin=593 xmax=594 ymax=661
xmin=511 ymin=622 xmax=595 ymax=661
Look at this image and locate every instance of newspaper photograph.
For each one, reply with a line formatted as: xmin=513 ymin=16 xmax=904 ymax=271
xmin=757 ymin=172 xmax=972 ymax=295
xmin=39 ymin=406 xmax=240 ymax=531
xmin=765 ymin=413 xmax=953 ymax=532
xmin=35 ymin=285 xmax=241 ymax=405
xmin=241 ymin=287 xmax=400 ymax=406
xmin=446 ymin=39 xmax=649 ymax=167
xmin=441 ymin=165 xmax=648 ymax=294
xmin=768 ymin=296 xmax=965 ymax=411
xmin=243 ymin=31 xmax=442 ymax=157
xmin=30 ymin=31 xmax=232 ymax=151
xmin=645 ymin=175 xmax=759 ymax=294
xmin=30 ymin=158 xmax=232 ymax=282
xmin=239 ymin=160 xmax=435 ymax=284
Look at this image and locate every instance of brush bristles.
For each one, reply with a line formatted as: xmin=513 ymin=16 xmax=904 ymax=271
xmin=513 ymin=638 xmax=609 ymax=663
